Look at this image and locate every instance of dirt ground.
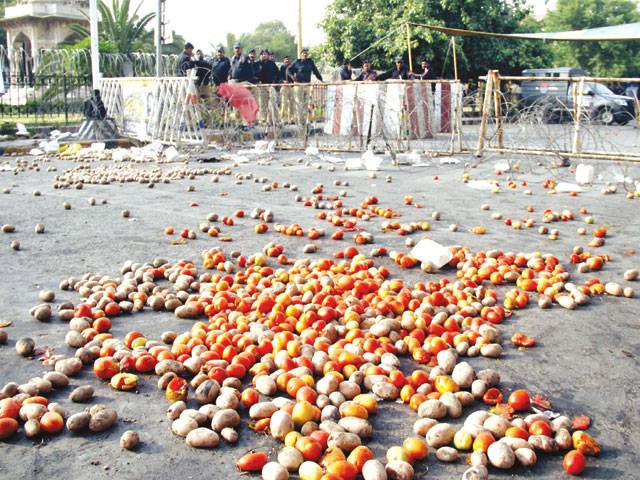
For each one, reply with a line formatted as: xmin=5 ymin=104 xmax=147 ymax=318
xmin=0 ymin=148 xmax=639 ymax=479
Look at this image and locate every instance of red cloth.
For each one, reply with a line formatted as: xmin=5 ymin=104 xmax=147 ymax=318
xmin=217 ymin=83 xmax=259 ymax=124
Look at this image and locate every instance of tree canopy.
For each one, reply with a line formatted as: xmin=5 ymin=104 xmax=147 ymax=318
xmin=224 ymin=20 xmax=297 ymax=59
xmin=320 ymin=0 xmax=552 ymax=79
xmin=544 ymin=0 xmax=640 ymax=77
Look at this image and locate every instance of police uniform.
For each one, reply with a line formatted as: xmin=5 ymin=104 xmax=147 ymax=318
xmin=256 ymin=52 xmax=280 ymax=124
xmin=176 ymin=51 xmax=194 ymax=77
xmin=340 ymin=65 xmax=352 ymax=81
xmin=290 ymin=51 xmax=323 ymax=125
xmin=230 ymin=53 xmax=254 ymax=83
xmin=279 ymin=62 xmax=294 ymax=124
xmin=211 ymin=55 xmax=231 ymax=85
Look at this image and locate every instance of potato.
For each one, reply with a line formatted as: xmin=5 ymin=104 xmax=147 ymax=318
xmin=186 ymin=427 xmax=219 ymax=448
xmin=319 ymin=420 xmax=345 ymax=434
xmin=461 ymin=465 xmax=489 ymax=480
xmin=262 ymin=461 xmax=288 ymax=480
xmin=328 ymin=431 xmax=361 ymax=451
xmin=476 ymin=369 xmax=500 ymax=386
xmin=436 ymin=446 xmax=459 ymax=462
xmin=499 ymin=437 xmax=530 ymax=450
xmin=249 ymin=401 xmax=277 ymax=420
xmin=220 ymin=427 xmax=238 ymax=443
xmin=471 ymin=380 xmax=488 ymax=399
xmin=339 ymin=381 xmax=360 ymax=400
xmin=69 ymin=385 xmax=94 ymax=403
xmin=180 ymin=409 xmax=208 ymax=426
xmin=418 ymin=399 xmax=447 ymax=419
xmin=88 ymin=406 xmax=118 ymax=432
xmin=316 ymin=375 xmax=339 ymax=395
xmin=514 ymin=447 xmax=537 ymax=467
xmin=454 ymin=391 xmax=475 ymax=407
xmin=42 ymin=372 xmax=69 ymax=388
xmin=426 ymin=423 xmax=455 ymax=448
xmin=20 ymin=403 xmax=47 ymax=421
xmin=413 ymin=418 xmax=438 ymax=437
xmin=277 ymin=446 xmax=304 ymax=471
xmin=480 ymin=343 xmax=503 ymax=358
xmin=158 ymin=372 xmax=177 ymax=390
xmin=338 ymin=417 xmax=372 ymax=438
xmin=54 ymin=357 xmax=83 ymax=377
xmin=385 ymin=460 xmax=414 ymax=480
xmin=483 ymin=415 xmax=509 ymax=437
xmin=469 ymin=450 xmax=488 ymax=466
xmin=256 ymin=375 xmax=277 ymax=395
xmin=155 ymin=360 xmax=185 ymax=376
xmin=211 ymin=408 xmax=240 ymax=431
xmin=120 ymin=430 xmax=140 ymax=450
xmin=555 ymin=428 xmax=572 ymax=450
xmin=362 ymin=459 xmax=387 ymax=480
xmin=216 ymin=392 xmax=239 ymax=410
xmin=66 ymin=412 xmax=91 ymax=432
xmin=528 ymin=435 xmax=558 ymax=453
xmin=451 ymin=362 xmax=475 ymax=389
xmin=270 ymin=411 xmax=294 ymax=441
xmin=487 ymin=442 xmax=515 ymax=469
xmin=172 ymin=417 xmax=198 ymax=437
xmin=371 ymin=381 xmax=398 ymax=400
xmin=16 ymin=337 xmax=35 ymax=357
xmin=198 ymin=404 xmax=220 ymax=421
xmin=24 ymin=419 xmax=41 ymax=438
xmin=439 ymin=392 xmax=463 ymax=418
xmin=167 ymin=401 xmax=187 ymax=420
xmin=436 ymin=349 xmax=457 ymax=373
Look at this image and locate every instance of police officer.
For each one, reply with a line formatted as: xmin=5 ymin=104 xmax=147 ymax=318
xmin=176 ymin=42 xmax=195 ymax=76
xmin=413 ymin=59 xmax=435 ymax=80
xmin=193 ymin=50 xmax=211 ymax=87
xmin=257 ymin=50 xmax=279 ymax=84
xmin=355 ymin=60 xmax=377 ymax=81
xmin=279 ymin=56 xmax=294 ymax=83
xmin=229 ymin=43 xmax=254 ymax=83
xmin=256 ymin=50 xmax=280 ymax=124
xmin=377 ymin=56 xmax=410 ymax=80
xmin=340 ymin=61 xmax=352 ymax=81
xmin=248 ymin=49 xmax=260 ymax=83
xmin=211 ymin=47 xmax=230 ymax=86
xmin=290 ymin=48 xmax=323 ymax=83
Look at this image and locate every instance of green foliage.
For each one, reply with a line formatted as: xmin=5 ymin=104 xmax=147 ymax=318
xmin=224 ymin=20 xmax=297 ymax=59
xmin=544 ymin=0 xmax=640 ymax=76
xmin=320 ymin=0 xmax=552 ymax=79
xmin=70 ymin=0 xmax=155 ymax=55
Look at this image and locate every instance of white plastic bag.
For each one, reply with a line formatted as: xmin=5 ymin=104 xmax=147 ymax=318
xmin=575 ymin=164 xmax=594 ymax=185
xmin=410 ymin=239 xmax=453 ymax=269
xmin=362 ymin=150 xmax=382 ymax=171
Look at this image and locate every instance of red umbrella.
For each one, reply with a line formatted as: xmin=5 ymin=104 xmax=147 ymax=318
xmin=217 ymin=83 xmax=259 ymax=124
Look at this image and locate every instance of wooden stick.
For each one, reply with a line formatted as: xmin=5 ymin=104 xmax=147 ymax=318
xmin=406 ymin=23 xmax=413 ymax=73
xmin=476 ymin=70 xmax=494 ymax=156
xmin=465 ymin=147 xmax=640 ymax=162
xmin=492 ymin=72 xmax=503 ymax=150
xmin=451 ymin=37 xmax=458 ymax=81
xmin=572 ymin=77 xmax=584 ymax=155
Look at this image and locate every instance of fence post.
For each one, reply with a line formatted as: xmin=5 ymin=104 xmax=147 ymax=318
xmin=572 ymin=77 xmax=584 ymax=156
xmin=63 ymin=73 xmax=69 ymax=125
xmin=492 ymin=72 xmax=503 ymax=151
xmin=476 ymin=70 xmax=494 ymax=157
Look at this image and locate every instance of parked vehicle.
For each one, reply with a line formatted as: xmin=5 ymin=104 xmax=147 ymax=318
xmin=518 ymin=67 xmax=635 ymax=125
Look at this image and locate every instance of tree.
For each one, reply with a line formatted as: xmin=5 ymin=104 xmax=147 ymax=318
xmin=320 ymin=0 xmax=552 ymax=79
xmin=544 ymin=0 xmax=640 ymax=77
xmin=224 ymin=21 xmax=297 ymax=59
xmin=70 ymin=0 xmax=155 ymax=55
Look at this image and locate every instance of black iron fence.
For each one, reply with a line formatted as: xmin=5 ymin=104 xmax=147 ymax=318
xmin=0 ymin=74 xmax=92 ymax=125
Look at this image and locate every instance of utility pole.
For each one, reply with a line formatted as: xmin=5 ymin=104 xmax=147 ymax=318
xmin=155 ymin=0 xmax=163 ymax=77
xmin=297 ymin=0 xmax=302 ymax=58
xmin=89 ymin=0 xmax=100 ymax=90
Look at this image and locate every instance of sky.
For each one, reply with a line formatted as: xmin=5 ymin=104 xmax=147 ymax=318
xmin=137 ymin=0 xmax=555 ymax=52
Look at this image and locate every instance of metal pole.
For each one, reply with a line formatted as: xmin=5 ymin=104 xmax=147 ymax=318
xmin=406 ymin=23 xmax=413 ymax=73
xmin=89 ymin=0 xmax=100 ymax=90
xmin=297 ymin=0 xmax=302 ymax=58
xmin=452 ymin=37 xmax=458 ymax=81
xmin=155 ymin=0 xmax=162 ymax=77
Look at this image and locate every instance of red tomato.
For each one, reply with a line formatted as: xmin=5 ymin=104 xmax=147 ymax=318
xmin=563 ymin=450 xmax=586 ymax=475
xmin=529 ymin=420 xmax=552 ymax=437
xmin=508 ymin=389 xmax=531 ymax=411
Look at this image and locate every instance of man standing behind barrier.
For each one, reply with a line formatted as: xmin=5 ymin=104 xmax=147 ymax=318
xmin=230 ymin=44 xmax=254 ymax=83
xmin=176 ymin=42 xmax=195 ymax=76
xmin=257 ymin=49 xmax=279 ymax=124
xmin=279 ymin=56 xmax=294 ymax=124
xmin=355 ymin=60 xmax=377 ymax=81
xmin=194 ymin=50 xmax=211 ymax=91
xmin=290 ymin=48 xmax=323 ymax=125
xmin=377 ymin=56 xmax=410 ymax=80
xmin=211 ymin=47 xmax=230 ymax=85
xmin=340 ymin=61 xmax=352 ymax=81
xmin=412 ymin=59 xmax=435 ymax=80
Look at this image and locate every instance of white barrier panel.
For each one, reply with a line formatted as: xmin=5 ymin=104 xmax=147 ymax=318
xmin=324 ymin=81 xmax=461 ymax=140
xmin=101 ymin=76 xmax=203 ymax=145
